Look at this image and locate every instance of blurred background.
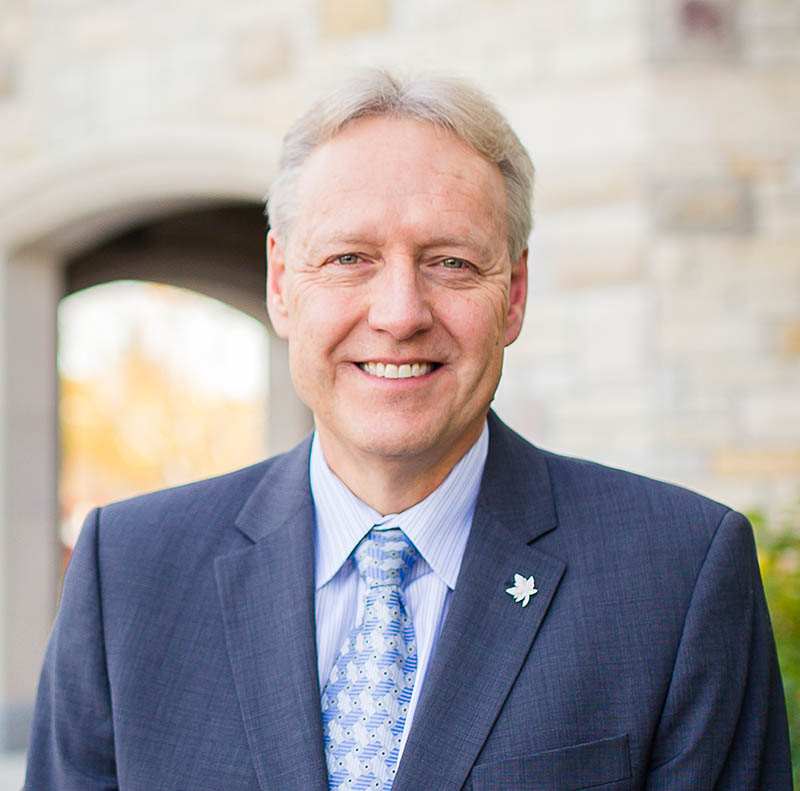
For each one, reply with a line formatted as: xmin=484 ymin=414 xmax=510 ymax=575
xmin=0 ymin=0 xmax=797 ymax=784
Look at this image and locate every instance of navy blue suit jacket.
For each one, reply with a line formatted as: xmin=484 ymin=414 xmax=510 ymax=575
xmin=25 ymin=412 xmax=792 ymax=789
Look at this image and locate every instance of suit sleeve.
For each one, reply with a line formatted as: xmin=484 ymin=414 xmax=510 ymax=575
xmin=25 ymin=508 xmax=118 ymax=791
xmin=645 ymin=509 xmax=792 ymax=790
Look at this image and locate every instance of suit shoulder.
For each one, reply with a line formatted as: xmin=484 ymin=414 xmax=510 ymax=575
xmin=543 ymin=449 xmax=729 ymax=520
xmin=534 ymin=448 xmax=745 ymax=572
xmin=101 ymin=459 xmax=273 ymax=523
xmin=489 ymin=414 xmax=735 ymax=548
xmin=92 ymin=438 xmax=308 ymax=549
xmin=491 ymin=412 xmax=731 ymax=520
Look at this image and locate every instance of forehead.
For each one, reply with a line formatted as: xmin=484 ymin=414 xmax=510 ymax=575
xmin=288 ymin=116 xmax=507 ymax=247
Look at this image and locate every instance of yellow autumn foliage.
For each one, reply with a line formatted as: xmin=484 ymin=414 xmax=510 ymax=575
xmin=60 ymin=335 xmax=268 ymax=547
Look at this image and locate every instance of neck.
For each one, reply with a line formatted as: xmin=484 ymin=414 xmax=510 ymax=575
xmin=316 ymin=426 xmax=483 ymax=515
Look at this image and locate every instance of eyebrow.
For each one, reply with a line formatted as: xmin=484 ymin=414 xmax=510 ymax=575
xmin=308 ymin=230 xmax=495 ymax=257
xmin=421 ymin=234 xmax=492 ymax=252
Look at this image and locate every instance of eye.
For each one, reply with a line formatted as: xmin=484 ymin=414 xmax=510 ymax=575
xmin=441 ymin=257 xmax=468 ymax=269
xmin=335 ymin=253 xmax=361 ymax=265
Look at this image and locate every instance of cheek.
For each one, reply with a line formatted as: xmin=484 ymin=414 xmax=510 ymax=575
xmin=287 ymin=286 xmax=362 ymax=359
xmin=444 ymin=291 xmax=508 ymax=350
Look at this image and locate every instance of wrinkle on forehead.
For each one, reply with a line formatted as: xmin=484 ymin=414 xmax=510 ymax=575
xmin=286 ymin=116 xmax=508 ymax=260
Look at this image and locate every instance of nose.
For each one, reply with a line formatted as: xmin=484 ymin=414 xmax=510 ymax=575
xmin=367 ymin=259 xmax=433 ymax=340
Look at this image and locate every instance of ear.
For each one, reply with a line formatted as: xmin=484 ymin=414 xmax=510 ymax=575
xmin=266 ymin=230 xmax=290 ymax=339
xmin=504 ymin=246 xmax=528 ymax=347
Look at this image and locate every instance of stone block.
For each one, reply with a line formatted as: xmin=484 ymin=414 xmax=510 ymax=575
xmin=691 ymin=237 xmax=797 ymax=280
xmin=537 ymin=202 xmax=649 ymax=245
xmin=658 ymin=307 xmax=764 ymax=360
xmin=712 ymin=447 xmax=800 ymax=477
xmin=543 ymin=411 xmax=658 ymax=467
xmin=554 ymin=245 xmax=644 ymax=289
xmin=535 ymin=164 xmax=644 ymax=212
xmin=755 ymin=181 xmax=800 ymax=236
xmin=649 ymin=70 xmax=800 ymax=151
xmin=651 ymin=179 xmax=753 ymax=233
xmin=0 ymin=61 xmax=14 ymax=97
xmin=66 ymin=7 xmax=132 ymax=56
xmin=0 ymin=104 xmax=39 ymax=160
xmin=648 ymin=238 xmax=693 ymax=283
xmin=392 ymin=0 xmax=473 ymax=35
xmin=645 ymin=447 xmax=711 ymax=483
xmin=740 ymin=0 xmax=800 ymax=35
xmin=233 ymin=27 xmax=290 ymax=82
xmin=648 ymin=0 xmax=739 ymax=61
xmin=740 ymin=0 xmax=800 ymax=63
xmin=689 ymin=476 xmax=770 ymax=512
xmin=513 ymin=309 xmax=575 ymax=360
xmin=779 ymin=322 xmax=800 ymax=356
xmin=319 ymin=0 xmax=390 ymax=36
xmin=739 ymin=0 xmax=800 ymax=66
xmin=647 ymin=143 xmax=726 ymax=182
xmin=532 ymin=78 xmax=647 ymax=166
xmin=741 ymin=392 xmax=800 ymax=440
xmin=550 ymin=29 xmax=645 ymax=78
xmin=572 ymin=0 xmax=643 ymax=31
xmin=548 ymin=385 xmax=652 ymax=421
xmin=744 ymin=34 xmax=800 ymax=66
xmin=725 ymin=149 xmax=789 ymax=182
xmin=216 ymin=77 xmax=303 ymax=132
xmin=0 ymin=1 xmax=33 ymax=57
xmin=656 ymin=413 xmax=734 ymax=447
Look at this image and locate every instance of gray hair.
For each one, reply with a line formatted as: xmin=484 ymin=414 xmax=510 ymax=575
xmin=267 ymin=69 xmax=534 ymax=262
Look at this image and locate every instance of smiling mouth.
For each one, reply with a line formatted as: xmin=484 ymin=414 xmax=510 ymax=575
xmin=357 ymin=361 xmax=438 ymax=379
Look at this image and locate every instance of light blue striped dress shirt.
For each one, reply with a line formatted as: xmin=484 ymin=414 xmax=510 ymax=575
xmin=311 ymin=421 xmax=488 ymax=759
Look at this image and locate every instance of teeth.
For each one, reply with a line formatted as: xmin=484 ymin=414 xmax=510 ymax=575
xmin=361 ymin=362 xmax=433 ymax=379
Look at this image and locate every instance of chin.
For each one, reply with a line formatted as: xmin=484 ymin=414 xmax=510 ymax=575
xmin=350 ymin=416 xmax=467 ymax=463
xmin=355 ymin=432 xmax=439 ymax=460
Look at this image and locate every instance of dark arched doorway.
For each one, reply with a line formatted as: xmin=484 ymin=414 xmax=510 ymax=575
xmin=65 ymin=204 xmax=270 ymax=324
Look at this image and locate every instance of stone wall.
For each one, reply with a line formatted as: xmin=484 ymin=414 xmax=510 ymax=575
xmin=643 ymin=0 xmax=800 ymax=512
xmin=1 ymin=0 xmax=798 ymax=518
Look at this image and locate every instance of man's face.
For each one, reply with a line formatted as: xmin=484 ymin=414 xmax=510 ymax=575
xmin=267 ymin=115 xmax=527 ymax=475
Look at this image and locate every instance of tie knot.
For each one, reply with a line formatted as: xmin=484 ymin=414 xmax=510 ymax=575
xmin=353 ymin=528 xmax=418 ymax=589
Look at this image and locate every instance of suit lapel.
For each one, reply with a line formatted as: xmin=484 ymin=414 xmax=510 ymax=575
xmin=394 ymin=414 xmax=566 ymax=791
xmin=215 ymin=438 xmax=329 ymax=791
xmin=212 ymin=415 xmax=564 ymax=791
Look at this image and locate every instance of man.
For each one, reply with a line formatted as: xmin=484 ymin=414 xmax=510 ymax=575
xmin=26 ymin=70 xmax=791 ymax=790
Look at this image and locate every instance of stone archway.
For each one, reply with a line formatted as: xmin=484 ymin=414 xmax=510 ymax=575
xmin=63 ymin=200 xmax=312 ymax=461
xmin=0 ymin=140 xmax=311 ymax=750
xmin=66 ymin=204 xmax=268 ymax=322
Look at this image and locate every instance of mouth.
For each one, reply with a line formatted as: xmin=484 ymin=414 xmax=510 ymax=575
xmin=357 ymin=361 xmax=440 ymax=380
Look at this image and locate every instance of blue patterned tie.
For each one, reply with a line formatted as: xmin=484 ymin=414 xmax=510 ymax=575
xmin=321 ymin=528 xmax=419 ymax=791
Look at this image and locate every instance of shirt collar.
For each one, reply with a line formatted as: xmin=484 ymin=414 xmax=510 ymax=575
xmin=311 ymin=422 xmax=488 ymax=592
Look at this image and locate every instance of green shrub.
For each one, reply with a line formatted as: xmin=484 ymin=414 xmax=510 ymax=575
xmin=751 ymin=507 xmax=800 ymax=786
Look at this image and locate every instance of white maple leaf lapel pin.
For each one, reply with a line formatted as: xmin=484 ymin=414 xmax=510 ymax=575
xmin=506 ymin=574 xmax=538 ymax=607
